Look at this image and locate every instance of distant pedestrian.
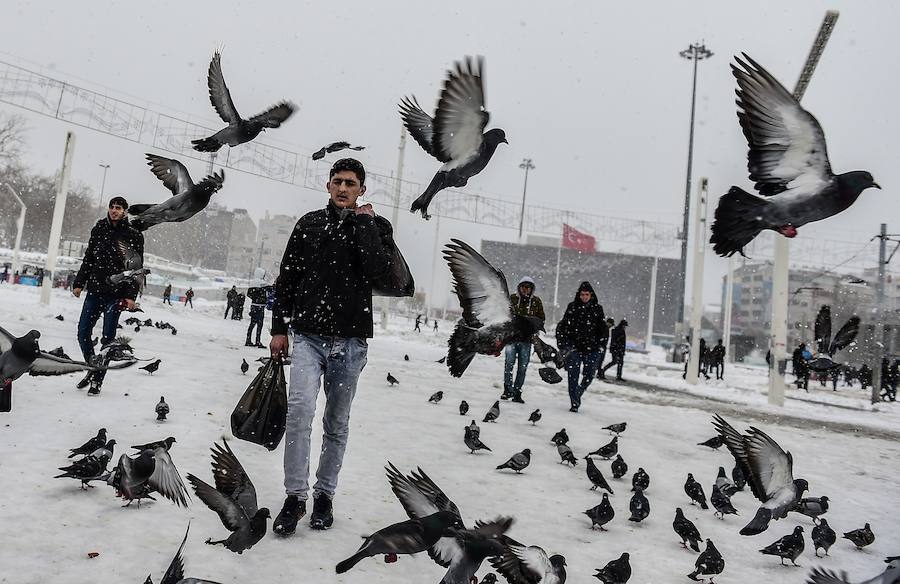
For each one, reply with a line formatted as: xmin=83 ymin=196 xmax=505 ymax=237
xmin=184 ymin=287 xmax=194 ymax=308
xmin=859 ymin=363 xmax=872 ymax=391
xmin=502 ymin=276 xmax=545 ymax=403
xmin=414 ymin=313 xmax=422 ymax=332
xmin=683 ymin=338 xmax=711 ymax=380
xmin=162 ymin=283 xmax=173 ymax=305
xmin=601 ymin=319 xmax=628 ymax=381
xmin=246 ymin=286 xmax=267 ymax=347
xmin=556 ymin=281 xmax=605 ymax=413
xmin=596 ymin=317 xmax=614 ymax=379
xmin=225 ymin=285 xmax=237 ymax=319
xmin=433 ymin=320 xmax=438 ymax=332
xmin=710 ymin=339 xmax=726 ymax=380
xmin=1 ymin=265 xmax=7 ymax=283
xmin=233 ymin=292 xmax=246 ymax=320
xmin=792 ymin=343 xmax=810 ymax=390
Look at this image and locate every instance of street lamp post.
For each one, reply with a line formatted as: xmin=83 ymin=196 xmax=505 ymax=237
xmin=3 ymin=184 xmax=26 ymax=282
xmin=96 ymin=163 xmax=110 ymax=215
xmin=517 ymin=158 xmax=535 ymax=242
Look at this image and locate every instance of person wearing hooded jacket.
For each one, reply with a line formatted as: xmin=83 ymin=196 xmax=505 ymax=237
xmin=502 ymin=276 xmax=545 ymax=403
xmin=601 ymin=319 xmax=628 ymax=381
xmin=555 ymin=281 xmax=606 ymax=412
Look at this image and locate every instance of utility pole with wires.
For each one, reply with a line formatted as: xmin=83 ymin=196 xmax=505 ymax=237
xmin=871 ymin=224 xmax=900 ymax=404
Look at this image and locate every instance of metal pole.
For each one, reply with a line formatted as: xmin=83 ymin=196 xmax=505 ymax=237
xmin=646 ymin=255 xmax=658 ymax=350
xmin=518 ymin=158 xmax=534 ymax=242
xmin=723 ymin=256 xmax=735 ymax=362
xmin=4 ymin=184 xmax=26 ymax=283
xmin=553 ymin=222 xmax=564 ymax=322
xmin=391 ymin=127 xmax=406 ymax=230
xmin=685 ymin=178 xmax=709 ymax=385
xmin=41 ymin=131 xmax=76 ymax=305
xmin=429 ymin=213 xmax=442 ymax=318
xmin=96 ymin=163 xmax=109 ymax=216
xmin=872 ymin=223 xmax=887 ymax=404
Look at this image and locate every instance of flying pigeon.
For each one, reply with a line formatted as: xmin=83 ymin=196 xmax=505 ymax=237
xmin=335 ymin=510 xmax=463 ymax=574
xmin=684 ymin=474 xmax=709 ymax=510
xmin=128 ymin=155 xmax=225 ymax=231
xmin=812 ymin=519 xmax=836 ymax=557
xmin=490 ymin=543 xmax=567 ymax=584
xmin=186 ymin=440 xmax=270 ymax=554
xmin=760 ymin=526 xmax=805 ymax=566
xmin=585 ymin=457 xmax=614 ymax=494
xmin=240 ymin=359 xmax=249 ymax=375
xmin=155 ymin=396 xmax=169 ymax=421
xmin=710 ymin=485 xmax=738 ymax=519
xmin=144 ymin=524 xmax=222 ymax=584
xmin=631 ymin=468 xmax=650 ymax=492
xmin=429 ymin=391 xmax=444 ymax=404
xmin=594 ymin=553 xmax=631 ymax=584
xmin=688 ymin=540 xmax=725 ymax=582
xmin=528 ymin=409 xmax=541 ymax=425
xmin=557 ymin=443 xmax=578 ymax=466
xmin=588 ymin=437 xmax=618 ymax=460
xmin=807 ymin=306 xmax=860 ymax=372
xmin=843 ymin=524 xmax=875 ymax=549
xmin=550 ymin=428 xmax=569 ymax=446
xmin=459 ymin=400 xmax=469 ymax=416
xmin=464 ymin=421 xmax=491 ymax=454
xmin=191 ymin=51 xmax=295 ymax=152
xmin=709 ymin=54 xmax=880 ymax=257
xmin=483 ymin=400 xmax=500 ymax=423
xmin=807 ymin=557 xmax=900 ymax=584
xmin=584 ymin=494 xmax=615 ymax=531
xmin=108 ymin=439 xmax=189 ymax=507
xmin=496 ymin=449 xmax=531 ymax=474
xmin=68 ymin=428 xmax=107 ymax=458
xmin=107 ymin=240 xmax=149 ymax=291
xmin=611 ymin=455 xmax=628 ymax=479
xmin=532 ymin=336 xmax=566 ymax=369
xmin=399 ymin=56 xmax=507 ymax=219
xmin=629 ymin=488 xmax=650 ymax=523
xmin=673 ymin=508 xmax=702 ymax=552
xmin=713 ymin=414 xmax=809 ymax=535
xmin=141 ymin=359 xmax=161 ymax=375
xmin=698 ymin=436 xmax=724 ymax=450
xmin=387 ymin=372 xmax=399 ymax=386
xmin=55 ymin=454 xmax=111 ymax=489
xmin=602 ymin=422 xmax=627 ymax=436
xmin=793 ymin=496 xmax=829 ymax=523
xmin=443 ymin=240 xmax=543 ymax=376
xmin=312 ymin=141 xmax=365 ymax=161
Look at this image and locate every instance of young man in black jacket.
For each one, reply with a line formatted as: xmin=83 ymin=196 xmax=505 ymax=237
xmin=269 ymin=158 xmax=395 ymax=535
xmin=556 ymin=281 xmax=606 ymax=412
xmin=601 ymin=319 xmax=628 ymax=381
xmin=72 ymin=196 xmax=143 ymax=395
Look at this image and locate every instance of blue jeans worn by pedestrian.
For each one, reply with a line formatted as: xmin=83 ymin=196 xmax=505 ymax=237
xmin=503 ymin=342 xmax=531 ymax=393
xmin=565 ymin=349 xmax=600 ymax=408
xmin=77 ymin=291 xmax=121 ymax=384
xmin=284 ymin=332 xmax=368 ymax=501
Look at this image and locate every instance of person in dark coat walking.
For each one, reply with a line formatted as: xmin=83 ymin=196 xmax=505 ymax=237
xmin=72 ymin=196 xmax=144 ymax=395
xmin=184 ymin=287 xmax=194 ymax=308
xmin=225 ymin=285 xmax=237 ymax=319
xmin=269 ymin=158 xmax=399 ymax=535
xmin=162 ymin=283 xmax=172 ymax=305
xmin=792 ymin=343 xmax=810 ymax=390
xmin=414 ymin=313 xmax=422 ymax=332
xmin=859 ymin=363 xmax=872 ymax=390
xmin=710 ymin=339 xmax=726 ymax=380
xmin=502 ymin=276 xmax=545 ymax=403
xmin=596 ymin=317 xmax=615 ymax=379
xmin=233 ymin=292 xmax=246 ymax=320
xmin=601 ymin=319 xmax=628 ymax=381
xmin=684 ymin=338 xmax=712 ymax=380
xmin=246 ymin=286 xmax=268 ymax=347
xmin=556 ymin=281 xmax=606 ymax=412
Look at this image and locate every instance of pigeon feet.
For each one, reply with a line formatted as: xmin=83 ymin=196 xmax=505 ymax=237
xmin=384 ymin=553 xmax=398 ymax=563
xmin=777 ymin=225 xmax=798 ymax=238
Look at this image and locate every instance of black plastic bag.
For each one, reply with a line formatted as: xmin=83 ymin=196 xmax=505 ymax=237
xmin=231 ymin=360 xmax=287 ymax=450
xmin=372 ymin=239 xmax=415 ymax=298
xmin=539 ymin=367 xmax=563 ymax=384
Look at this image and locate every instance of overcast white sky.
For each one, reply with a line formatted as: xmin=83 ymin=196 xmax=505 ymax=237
xmin=1 ymin=1 xmax=896 ymax=307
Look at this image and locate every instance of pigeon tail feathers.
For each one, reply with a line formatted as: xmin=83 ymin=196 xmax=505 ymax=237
xmin=710 ymin=186 xmax=771 ymax=257
xmin=447 ymin=323 xmax=477 ymax=377
xmin=410 ymin=172 xmax=449 ymax=219
xmin=191 ymin=136 xmax=223 ymax=152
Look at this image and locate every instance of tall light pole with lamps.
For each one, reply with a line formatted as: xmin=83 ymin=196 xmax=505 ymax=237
xmin=517 ymin=158 xmax=535 ymax=242
xmin=96 ymin=163 xmax=110 ymax=215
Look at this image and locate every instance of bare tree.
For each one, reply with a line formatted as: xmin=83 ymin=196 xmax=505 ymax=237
xmin=0 ymin=113 xmax=27 ymax=165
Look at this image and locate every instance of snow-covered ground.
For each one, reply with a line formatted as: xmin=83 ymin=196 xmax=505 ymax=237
xmin=0 ymin=283 xmax=897 ymax=584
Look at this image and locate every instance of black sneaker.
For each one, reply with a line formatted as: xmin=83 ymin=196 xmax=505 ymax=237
xmin=273 ymin=495 xmax=306 ymax=536
xmin=245 ymin=340 xmax=254 ymax=347
xmin=87 ymin=379 xmax=101 ymax=396
xmin=569 ymin=405 xmax=579 ymax=413
xmin=76 ymin=372 xmax=93 ymax=389
xmin=511 ymin=393 xmax=525 ymax=404
xmin=309 ymin=493 xmax=334 ymax=530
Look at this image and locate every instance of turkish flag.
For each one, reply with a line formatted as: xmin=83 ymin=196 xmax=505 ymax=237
xmin=562 ymin=223 xmax=596 ymax=253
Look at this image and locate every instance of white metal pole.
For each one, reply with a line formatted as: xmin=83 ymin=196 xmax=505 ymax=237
xmin=428 ymin=212 xmax=442 ymax=318
xmin=646 ymin=255 xmax=658 ymax=350
xmin=41 ymin=131 xmax=76 ymax=305
xmin=4 ymin=184 xmax=26 ymax=283
xmin=391 ymin=127 xmax=406 ymax=232
xmin=552 ymin=227 xmax=563 ymax=322
xmin=686 ymin=177 xmax=709 ymax=385
xmin=723 ymin=256 xmax=735 ymax=362
xmin=96 ymin=163 xmax=109 ymax=216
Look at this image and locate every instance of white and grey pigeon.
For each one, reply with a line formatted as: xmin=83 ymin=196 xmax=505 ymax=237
xmin=128 ymin=155 xmax=225 ymax=231
xmin=491 ymin=543 xmax=567 ymax=584
xmin=144 ymin=524 xmax=223 ymax=584
xmin=55 ymin=454 xmax=111 ymax=489
xmin=713 ymin=414 xmax=808 ymax=535
xmin=807 ymin=305 xmax=860 ymax=373
xmin=443 ymin=239 xmax=544 ymax=377
xmin=107 ymin=240 xmax=149 ymax=290
xmin=311 ymin=141 xmax=365 ymax=161
xmin=710 ymin=54 xmax=880 ymax=257
xmin=109 ymin=437 xmax=190 ymax=507
xmin=191 ymin=51 xmax=296 ymax=152
xmin=806 ymin=556 xmax=900 ymax=584
xmin=399 ymin=56 xmax=507 ymax=219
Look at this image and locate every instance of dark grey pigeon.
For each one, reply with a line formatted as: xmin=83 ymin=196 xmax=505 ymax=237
xmin=713 ymin=414 xmax=808 ymax=535
xmin=155 ymin=396 xmax=169 ymax=421
xmin=684 ymin=474 xmax=708 ymax=510
xmin=629 ymin=488 xmax=650 ymax=523
xmin=141 ymin=359 xmax=162 ymax=375
xmin=710 ymin=485 xmax=738 ymax=519
xmin=429 ymin=391 xmax=443 ymax=404
xmin=793 ymin=496 xmax=829 ymax=523
xmin=186 ymin=440 xmax=270 ymax=554
xmin=715 ymin=466 xmax=740 ymax=496
xmin=464 ymin=421 xmax=491 ymax=454
xmin=387 ymin=372 xmax=399 ymax=386
xmin=760 ymin=526 xmax=805 ymax=566
xmin=698 ymin=435 xmax=724 ymax=450
xmin=240 ymin=359 xmax=248 ymax=375
xmin=106 ymin=240 xmax=148 ymax=291
xmin=110 ymin=438 xmax=189 ymax=507
xmin=528 ymin=409 xmax=541 ymax=425
xmin=399 ymin=56 xmax=507 ymax=219
xmin=312 ymin=141 xmax=365 ymax=161
xmin=843 ymin=523 xmax=875 ymax=549
xmin=68 ymin=428 xmax=107 ymax=458
xmin=88 ymin=438 xmax=116 ymax=461
xmin=191 ymin=51 xmax=296 ymax=152
xmin=131 ymin=436 xmax=177 ymax=453
xmin=55 ymin=454 xmax=110 ymax=489
xmin=631 ymin=468 xmax=650 ymax=492
xmin=483 ymin=400 xmax=500 ymax=423
xmin=594 ymin=552 xmax=631 ymax=584
xmin=688 ymin=540 xmax=725 ymax=581
xmin=673 ymin=507 xmax=702 ymax=552
xmin=444 ymin=240 xmax=543 ymax=377
xmin=551 ymin=428 xmax=569 ymax=446
xmin=602 ymin=422 xmax=627 ymax=436
xmin=812 ymin=519 xmax=836 ymax=557
xmin=807 ymin=306 xmax=860 ymax=373
xmin=532 ymin=335 xmax=566 ymax=368
xmin=588 ymin=437 xmax=618 ymax=460
xmin=496 ymin=449 xmax=531 ymax=474
xmin=335 ymin=510 xmax=463 ymax=573
xmin=585 ymin=457 xmax=613 ymax=494
xmin=710 ymin=54 xmax=880 ymax=257
xmin=459 ymin=400 xmax=469 ymax=416
xmin=144 ymin=524 xmax=223 ymax=584
xmin=557 ymin=443 xmax=578 ymax=466
xmin=54 ymin=314 xmax=64 ymax=321
xmin=584 ymin=494 xmax=615 ymax=531
xmin=732 ymin=464 xmax=747 ymax=491
xmin=128 ymin=155 xmax=225 ymax=231
xmin=611 ymin=455 xmax=628 ymax=479
xmin=490 ymin=543 xmax=567 ymax=584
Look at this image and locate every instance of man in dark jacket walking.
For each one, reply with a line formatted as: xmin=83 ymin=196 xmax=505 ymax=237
xmin=601 ymin=319 xmax=628 ymax=381
xmin=596 ymin=317 xmax=614 ymax=379
xmin=792 ymin=343 xmax=810 ymax=390
xmin=246 ymin=286 xmax=267 ymax=347
xmin=184 ymin=287 xmax=194 ymax=308
xmin=556 ymin=281 xmax=606 ymax=412
xmin=269 ymin=158 xmax=398 ymax=535
xmin=72 ymin=196 xmax=143 ymax=395
xmin=162 ymin=283 xmax=173 ymax=305
xmin=502 ymin=276 xmax=545 ymax=403
xmin=225 ymin=285 xmax=237 ymax=319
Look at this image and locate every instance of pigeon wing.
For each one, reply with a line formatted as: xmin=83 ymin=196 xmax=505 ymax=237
xmin=814 ymin=306 xmax=832 ymax=355
xmin=733 ymin=54 xmax=833 ymax=196
xmin=744 ymin=426 xmax=794 ymax=501
xmin=206 ymin=51 xmax=241 ymax=124
xmin=829 ymin=316 xmax=860 ymax=356
xmin=146 ymin=154 xmax=194 ymax=195
xmin=443 ymin=239 xmax=512 ymax=328
xmin=195 ymin=169 xmax=226 ymax=195
xmin=149 ymin=447 xmax=190 ymax=507
xmin=116 ymin=240 xmax=143 ymax=271
xmin=0 ymin=324 xmax=16 ymax=354
xmin=209 ymin=440 xmax=258 ymax=517
xmin=409 ymin=466 xmax=463 ymax=519
xmin=805 ymin=568 xmax=852 ymax=584
xmin=159 ymin=524 xmax=189 ymax=584
xmin=713 ymin=414 xmax=767 ymax=501
xmin=491 ymin=544 xmax=545 ymax=584
xmin=186 ymin=473 xmax=248 ymax=532
xmin=399 ymin=96 xmax=446 ymax=162
xmin=433 ymin=56 xmax=490 ymax=163
xmin=248 ymin=102 xmax=296 ymax=128
xmin=30 ymin=353 xmax=136 ymax=376
xmin=510 ymin=545 xmax=552 ymax=583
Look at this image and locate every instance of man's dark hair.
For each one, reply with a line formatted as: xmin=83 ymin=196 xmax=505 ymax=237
xmin=108 ymin=195 xmax=129 ymax=210
xmin=329 ymin=158 xmax=366 ymax=185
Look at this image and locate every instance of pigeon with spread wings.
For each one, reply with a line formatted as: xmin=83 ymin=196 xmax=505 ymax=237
xmin=443 ymin=239 xmax=543 ymax=377
xmin=144 ymin=524 xmax=223 ymax=584
xmin=710 ymin=54 xmax=880 ymax=257
xmin=108 ymin=439 xmax=190 ymax=508
xmin=491 ymin=543 xmax=567 ymax=584
xmin=806 ymin=555 xmax=900 ymax=584
xmin=807 ymin=305 xmax=860 ymax=373
xmin=191 ymin=51 xmax=296 ymax=153
xmin=400 ymin=56 xmax=507 ymax=219
xmin=312 ymin=141 xmax=365 ymax=161
xmin=128 ymin=155 xmax=225 ymax=231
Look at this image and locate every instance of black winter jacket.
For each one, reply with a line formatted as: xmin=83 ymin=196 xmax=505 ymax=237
xmin=73 ymin=216 xmax=144 ymax=299
xmin=271 ymin=202 xmax=394 ymax=338
xmin=609 ymin=324 xmax=626 ymax=355
xmin=555 ymin=283 xmax=607 ymax=353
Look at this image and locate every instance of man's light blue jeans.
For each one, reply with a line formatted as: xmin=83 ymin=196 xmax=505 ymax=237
xmin=283 ymin=333 xmax=367 ymax=500
xmin=504 ymin=342 xmax=531 ymax=393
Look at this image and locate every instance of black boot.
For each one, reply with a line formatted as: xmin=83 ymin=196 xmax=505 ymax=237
xmin=76 ymin=371 xmax=93 ymax=389
xmin=511 ymin=390 xmax=525 ymax=404
xmin=273 ymin=495 xmax=306 ymax=536
xmin=310 ymin=493 xmax=334 ymax=530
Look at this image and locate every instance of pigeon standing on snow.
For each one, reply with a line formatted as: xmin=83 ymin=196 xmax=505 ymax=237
xmin=812 ymin=519 xmax=836 ymax=557
xmin=312 ymin=141 xmax=364 ymax=161
xmin=713 ymin=414 xmax=809 ymax=535
xmin=688 ymin=540 xmax=725 ymax=581
xmin=759 ymin=526 xmax=805 ymax=566
xmin=191 ymin=51 xmax=296 ymax=153
xmin=144 ymin=524 xmax=221 ymax=584
xmin=715 ymin=466 xmax=740 ymax=496
xmin=528 ymin=409 xmax=541 ymax=425
xmin=399 ymin=56 xmax=508 ymax=220
xmin=464 ymin=421 xmax=491 ymax=454
xmin=387 ymin=372 xmax=399 ymax=386
xmin=631 ymin=468 xmax=650 ymax=492
xmin=594 ymin=553 xmax=631 ymax=584
xmin=709 ymin=54 xmax=880 ymax=257
xmin=843 ymin=523 xmax=875 ymax=549
xmin=602 ymin=422 xmax=627 ymax=436
xmin=54 ymin=314 xmax=64 ymax=321
xmin=483 ymin=400 xmax=500 ymax=423
xmin=684 ymin=474 xmax=709 ymax=509
xmin=68 ymin=428 xmax=107 ymax=458
xmin=629 ymin=488 xmax=650 ymax=523
xmin=698 ymin=436 xmax=724 ymax=450
xmin=585 ymin=457 xmax=614 ymax=494
xmin=155 ymin=396 xmax=169 ymax=421
xmin=491 ymin=543 xmax=567 ymax=584
xmin=428 ymin=391 xmax=443 ymax=404
xmin=128 ymin=154 xmax=225 ymax=232
xmin=443 ymin=240 xmax=543 ymax=377
xmin=141 ymin=359 xmax=161 ymax=375
xmin=240 ymin=359 xmax=249 ymax=375
xmin=496 ymin=449 xmax=531 ymax=474
xmin=108 ymin=438 xmax=189 ymax=507
xmin=459 ymin=400 xmax=469 ymax=416
xmin=55 ymin=454 xmax=111 ymax=489
xmin=186 ymin=440 xmax=270 ymax=554
xmin=673 ymin=508 xmax=703 ymax=552
xmin=611 ymin=455 xmax=628 ymax=479
xmin=557 ymin=443 xmax=578 ymax=466
xmin=585 ymin=494 xmax=615 ymax=531
xmin=89 ymin=438 xmax=116 ymax=461
xmin=551 ymin=428 xmax=569 ymax=446
xmin=793 ymin=496 xmax=829 ymax=523
xmin=588 ymin=437 xmax=618 ymax=460
xmin=807 ymin=556 xmax=900 ymax=584
xmin=710 ymin=485 xmax=738 ymax=519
